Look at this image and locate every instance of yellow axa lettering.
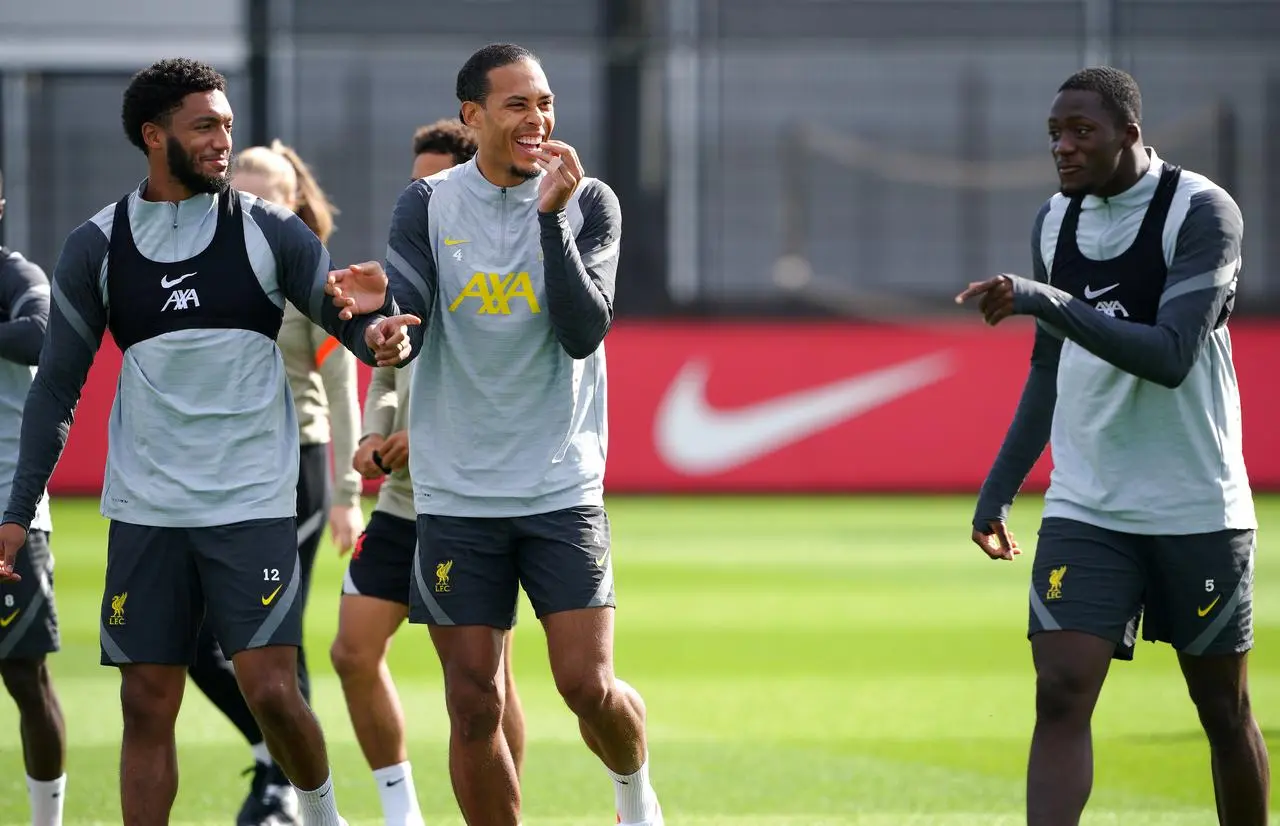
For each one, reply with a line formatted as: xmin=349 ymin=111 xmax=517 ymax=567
xmin=448 ymin=272 xmax=541 ymax=315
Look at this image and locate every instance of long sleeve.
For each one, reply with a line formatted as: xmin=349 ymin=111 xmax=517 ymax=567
xmin=538 ymin=179 xmax=621 ymax=359
xmin=0 ymin=254 xmax=50 ymax=365
xmin=361 ymin=366 xmax=400 ymax=439
xmin=250 ymin=200 xmax=395 ymax=366
xmin=383 ymin=180 xmax=439 ymax=366
xmin=313 ymin=324 xmax=362 ymax=508
xmin=3 ymin=223 xmax=109 ymax=529
xmin=1010 ymin=186 xmax=1242 ymax=389
xmin=973 ymin=201 xmax=1060 ymax=531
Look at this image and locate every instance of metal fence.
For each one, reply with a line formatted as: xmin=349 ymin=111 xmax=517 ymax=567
xmin=3 ymin=0 xmax=1280 ymax=317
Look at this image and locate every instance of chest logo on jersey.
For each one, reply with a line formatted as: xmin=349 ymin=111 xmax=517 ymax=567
xmin=448 ymin=271 xmax=541 ymax=316
xmin=160 ymin=271 xmax=201 ymax=312
xmin=1094 ymin=300 xmax=1129 ymax=318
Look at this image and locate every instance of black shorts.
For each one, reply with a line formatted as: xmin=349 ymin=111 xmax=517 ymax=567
xmin=343 ymin=509 xmax=416 ymax=606
xmin=0 ymin=530 xmax=59 ymax=660
xmin=100 ymin=517 xmax=303 ymax=666
xmin=1029 ymin=517 xmax=1255 ymax=660
xmin=410 ymin=505 xmax=616 ymax=629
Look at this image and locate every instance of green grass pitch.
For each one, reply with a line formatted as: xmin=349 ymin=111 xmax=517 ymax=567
xmin=0 ymin=494 xmax=1275 ymax=825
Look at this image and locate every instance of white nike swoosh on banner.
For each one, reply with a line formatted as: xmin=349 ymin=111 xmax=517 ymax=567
xmin=654 ymin=352 xmax=953 ymax=475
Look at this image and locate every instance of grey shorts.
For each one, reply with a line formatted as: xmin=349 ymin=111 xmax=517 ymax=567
xmin=1029 ymin=517 xmax=1255 ymax=660
xmin=0 ymin=530 xmax=59 ymax=660
xmin=409 ymin=505 xmax=616 ymax=630
xmin=100 ymin=518 xmax=303 ymax=666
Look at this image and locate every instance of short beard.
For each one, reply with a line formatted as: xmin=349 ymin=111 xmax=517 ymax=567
xmin=166 ymin=135 xmax=229 ymax=195
xmin=508 ymin=163 xmax=540 ymax=182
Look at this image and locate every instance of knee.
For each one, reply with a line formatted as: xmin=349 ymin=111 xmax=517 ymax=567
xmin=0 ymin=660 xmax=47 ymax=709
xmin=1035 ymin=666 xmax=1099 ymax=724
xmin=1193 ymin=689 xmax=1253 ymax=741
xmin=239 ymin=670 xmax=300 ymax=726
xmin=120 ymin=669 xmax=183 ymax=730
xmin=555 ymin=666 xmax=611 ymax=720
xmin=329 ymin=636 xmax=380 ymax=682
xmin=443 ymin=664 xmax=503 ymax=742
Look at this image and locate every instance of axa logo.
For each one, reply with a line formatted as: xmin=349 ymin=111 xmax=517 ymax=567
xmin=162 ymin=288 xmax=201 ymax=311
xmin=448 ymin=272 xmax=541 ymax=315
xmin=1094 ymin=300 xmax=1128 ymax=318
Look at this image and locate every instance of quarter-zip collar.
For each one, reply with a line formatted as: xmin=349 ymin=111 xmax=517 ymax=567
xmin=458 ymin=156 xmax=543 ymax=205
xmin=131 ymin=177 xmax=219 ymax=227
xmin=1078 ymin=147 xmax=1162 ymax=212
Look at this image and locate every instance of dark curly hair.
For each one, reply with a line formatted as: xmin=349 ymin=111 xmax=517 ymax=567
xmin=456 ymin=43 xmax=539 ymax=119
xmin=121 ymin=58 xmax=227 ymax=154
xmin=412 ymin=120 xmax=479 ymax=165
xmin=1058 ymin=66 xmax=1142 ymax=128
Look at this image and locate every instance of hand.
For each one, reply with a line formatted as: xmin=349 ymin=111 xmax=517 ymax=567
xmin=971 ymin=521 xmax=1021 ymax=561
xmin=378 ymin=430 xmax=410 ymax=471
xmin=326 ymin=261 xmax=389 ymax=320
xmin=365 ymin=315 xmax=421 ymax=366
xmin=354 ymin=435 xmax=386 ymax=479
xmin=955 ymin=275 xmax=1016 ymax=325
xmin=329 ymin=505 xmax=364 ymax=556
xmin=0 ymin=522 xmax=28 ymax=582
xmin=534 ymin=140 xmax=584 ymax=214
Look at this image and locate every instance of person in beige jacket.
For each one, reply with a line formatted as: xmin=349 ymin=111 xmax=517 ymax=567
xmin=327 ymin=120 xmax=526 ymax=826
xmin=183 ymin=140 xmax=365 ymax=826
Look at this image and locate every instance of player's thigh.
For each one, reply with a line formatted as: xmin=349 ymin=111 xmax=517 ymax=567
xmin=343 ymin=510 xmax=417 ymax=607
xmin=1030 ymin=517 xmax=1145 ymax=658
xmin=1146 ymin=528 xmax=1255 ymax=657
xmin=0 ymin=530 xmax=59 ymax=661
xmin=192 ymin=517 xmax=303 ymax=659
xmin=410 ymin=513 xmax=519 ymax=629
xmin=514 ymin=505 xmax=614 ymax=620
xmin=100 ymin=521 xmax=202 ymax=666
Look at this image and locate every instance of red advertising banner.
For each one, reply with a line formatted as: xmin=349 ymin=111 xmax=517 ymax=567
xmin=48 ymin=321 xmax=1280 ymax=496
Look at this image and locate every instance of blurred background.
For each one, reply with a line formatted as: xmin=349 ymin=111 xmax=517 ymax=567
xmin=3 ymin=4 xmax=1280 ymax=824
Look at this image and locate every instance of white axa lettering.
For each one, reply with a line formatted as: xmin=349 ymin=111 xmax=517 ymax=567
xmin=1094 ymin=300 xmax=1128 ymax=318
xmin=161 ymin=288 xmax=201 ymax=312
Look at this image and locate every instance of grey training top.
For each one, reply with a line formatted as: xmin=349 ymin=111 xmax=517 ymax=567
xmin=0 ymin=249 xmax=52 ymax=532
xmin=3 ymin=181 xmax=392 ymax=530
xmin=975 ymin=149 xmax=1255 ymax=535
xmin=385 ymin=158 xmax=622 ymax=517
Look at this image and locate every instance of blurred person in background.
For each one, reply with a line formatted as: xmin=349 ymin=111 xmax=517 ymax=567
xmin=329 ymin=117 xmax=527 ymax=826
xmin=328 ymin=42 xmax=662 ymax=826
xmin=182 ymin=140 xmax=364 ymax=826
xmin=960 ymin=66 xmax=1266 ymax=826
xmin=0 ymin=168 xmax=67 ymax=826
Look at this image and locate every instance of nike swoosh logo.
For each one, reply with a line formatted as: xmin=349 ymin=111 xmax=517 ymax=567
xmin=443 ymin=237 xmax=469 ymax=246
xmin=261 ymin=585 xmax=284 ymax=606
xmin=160 ymin=272 xmax=197 ymax=289
xmin=385 ymin=778 xmax=405 ymax=787
xmin=1198 ymin=595 xmax=1221 ymax=617
xmin=1083 ymin=283 xmax=1118 ymax=300
xmin=0 ymin=609 xmax=18 ymax=627
xmin=655 ymin=352 xmax=952 ymax=475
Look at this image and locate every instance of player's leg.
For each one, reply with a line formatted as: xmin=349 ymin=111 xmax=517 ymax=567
xmin=501 ymin=628 xmax=527 ymax=777
xmin=195 ymin=517 xmax=346 ymax=826
xmin=185 ymin=624 xmax=291 ymax=826
xmin=411 ymin=514 xmax=521 ymax=826
xmin=100 ymin=521 xmax=203 ymax=824
xmin=517 ymin=506 xmax=661 ymax=826
xmin=1153 ymin=529 xmax=1267 ymax=824
xmin=330 ymin=511 xmax=422 ymax=825
xmin=0 ymin=530 xmax=66 ymax=825
xmin=1025 ymin=517 xmax=1145 ymax=826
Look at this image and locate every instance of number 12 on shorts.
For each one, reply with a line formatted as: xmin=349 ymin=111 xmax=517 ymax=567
xmin=263 ymin=568 xmax=280 ymax=581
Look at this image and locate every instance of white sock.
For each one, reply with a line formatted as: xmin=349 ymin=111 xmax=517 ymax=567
xmin=608 ymin=758 xmax=658 ymax=825
xmin=27 ymin=775 xmax=65 ymax=826
xmin=296 ymin=773 xmax=342 ymax=826
xmin=372 ymin=761 xmax=425 ymax=826
xmin=250 ymin=741 xmax=272 ymax=766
